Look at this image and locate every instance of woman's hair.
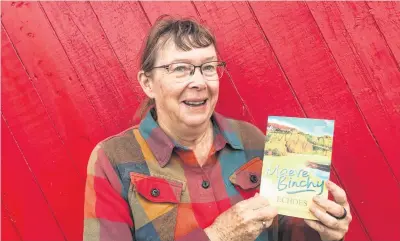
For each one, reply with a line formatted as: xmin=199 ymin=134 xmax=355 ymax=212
xmin=135 ymin=15 xmax=218 ymax=120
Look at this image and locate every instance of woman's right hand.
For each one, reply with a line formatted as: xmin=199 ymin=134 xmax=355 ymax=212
xmin=204 ymin=193 xmax=278 ymax=241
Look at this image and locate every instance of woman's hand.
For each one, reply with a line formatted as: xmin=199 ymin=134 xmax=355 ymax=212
xmin=305 ymin=180 xmax=352 ymax=241
xmin=204 ymin=193 xmax=278 ymax=241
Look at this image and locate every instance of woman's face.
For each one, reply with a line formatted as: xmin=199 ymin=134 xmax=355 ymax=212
xmin=144 ymin=40 xmax=219 ymax=129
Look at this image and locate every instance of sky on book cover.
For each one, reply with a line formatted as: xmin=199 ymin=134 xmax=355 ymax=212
xmin=268 ymin=116 xmax=334 ymax=137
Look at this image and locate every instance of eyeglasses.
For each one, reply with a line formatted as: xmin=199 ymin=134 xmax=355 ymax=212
xmin=148 ymin=61 xmax=226 ymax=81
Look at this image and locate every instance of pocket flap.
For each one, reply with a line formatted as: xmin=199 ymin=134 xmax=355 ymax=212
xmin=130 ymin=173 xmax=183 ymax=203
xmin=229 ymin=157 xmax=262 ymax=190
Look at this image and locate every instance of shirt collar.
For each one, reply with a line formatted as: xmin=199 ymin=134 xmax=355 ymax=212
xmin=138 ymin=108 xmax=244 ymax=167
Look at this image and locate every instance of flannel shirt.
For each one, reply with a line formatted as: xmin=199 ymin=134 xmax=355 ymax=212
xmin=83 ymin=108 xmax=323 ymax=241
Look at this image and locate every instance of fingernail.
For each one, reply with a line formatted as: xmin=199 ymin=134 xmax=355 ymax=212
xmin=313 ymin=195 xmax=321 ymax=203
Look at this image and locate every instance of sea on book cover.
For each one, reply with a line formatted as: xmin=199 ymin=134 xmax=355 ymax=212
xmin=259 ymin=116 xmax=335 ymax=220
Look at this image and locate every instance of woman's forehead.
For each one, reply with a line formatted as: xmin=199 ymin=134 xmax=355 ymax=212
xmin=156 ymin=40 xmax=217 ymax=64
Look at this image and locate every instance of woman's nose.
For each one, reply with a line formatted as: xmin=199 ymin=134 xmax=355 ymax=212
xmin=188 ymin=68 xmax=207 ymax=89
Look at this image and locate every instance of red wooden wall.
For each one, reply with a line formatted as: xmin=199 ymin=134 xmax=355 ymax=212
xmin=1 ymin=1 xmax=399 ymax=241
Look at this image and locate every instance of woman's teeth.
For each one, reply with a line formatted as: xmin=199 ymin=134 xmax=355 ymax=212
xmin=183 ymin=100 xmax=206 ymax=106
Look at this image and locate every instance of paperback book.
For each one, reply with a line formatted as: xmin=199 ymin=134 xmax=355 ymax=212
xmin=260 ymin=116 xmax=335 ymax=220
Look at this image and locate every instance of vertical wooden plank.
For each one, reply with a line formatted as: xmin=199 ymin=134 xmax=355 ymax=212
xmin=1 ymin=118 xmax=65 ymax=241
xmin=40 ymin=1 xmax=141 ymax=128
xmin=88 ymin=1 xmax=150 ymax=111
xmin=321 ymin=1 xmax=400 ymax=181
xmin=139 ymin=1 xmax=254 ymax=122
xmin=1 ymin=1 xmax=108 ymax=176
xmin=1 ymin=204 xmax=22 ymax=241
xmin=2 ymin=23 xmax=84 ymax=241
xmin=367 ymin=1 xmax=400 ymax=66
xmin=250 ymin=2 xmax=400 ymax=240
xmin=191 ymin=2 xmax=305 ymax=129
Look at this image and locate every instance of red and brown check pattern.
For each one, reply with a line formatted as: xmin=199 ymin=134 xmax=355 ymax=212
xmin=83 ymin=109 xmax=323 ymax=241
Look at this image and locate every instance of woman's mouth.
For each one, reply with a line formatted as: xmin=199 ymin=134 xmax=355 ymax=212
xmin=183 ymin=99 xmax=207 ymax=107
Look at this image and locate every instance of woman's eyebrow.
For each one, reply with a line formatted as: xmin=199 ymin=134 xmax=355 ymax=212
xmin=170 ymin=56 xmax=217 ymax=63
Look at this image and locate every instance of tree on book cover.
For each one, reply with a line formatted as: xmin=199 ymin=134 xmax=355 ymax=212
xmin=260 ymin=116 xmax=335 ymax=220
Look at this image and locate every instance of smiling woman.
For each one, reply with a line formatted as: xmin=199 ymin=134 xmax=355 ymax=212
xmin=83 ymin=15 xmax=351 ymax=241
xmin=137 ymin=41 xmax=222 ymax=138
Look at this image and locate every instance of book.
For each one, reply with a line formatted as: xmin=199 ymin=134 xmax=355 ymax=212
xmin=259 ymin=116 xmax=335 ymax=220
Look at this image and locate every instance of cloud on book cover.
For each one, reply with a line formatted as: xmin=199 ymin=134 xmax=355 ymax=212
xmin=268 ymin=116 xmax=334 ymax=137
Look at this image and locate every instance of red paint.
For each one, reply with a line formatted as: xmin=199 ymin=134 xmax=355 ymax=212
xmin=2 ymin=1 xmax=399 ymax=240
xmin=333 ymin=1 xmax=400 ymax=182
xmin=140 ymin=1 xmax=199 ymax=25
xmin=306 ymin=1 xmax=400 ymax=227
xmin=1 ymin=119 xmax=65 ymax=241
xmin=367 ymin=1 xmax=400 ymax=66
xmin=1 ymin=21 xmax=84 ymax=241
xmin=1 ymin=204 xmax=22 ymax=241
xmin=251 ymin=2 xmax=400 ymax=240
xmin=89 ymin=1 xmax=152 ymax=107
xmin=40 ymin=1 xmax=140 ymax=132
xmin=1 ymin=1 xmax=108 ymax=178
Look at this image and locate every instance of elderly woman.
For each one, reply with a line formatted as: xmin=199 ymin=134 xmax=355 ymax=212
xmin=83 ymin=16 xmax=351 ymax=241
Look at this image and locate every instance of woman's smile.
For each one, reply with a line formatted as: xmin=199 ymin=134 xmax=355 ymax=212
xmin=182 ymin=98 xmax=208 ymax=107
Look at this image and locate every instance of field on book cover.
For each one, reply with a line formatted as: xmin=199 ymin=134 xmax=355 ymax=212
xmin=261 ymin=116 xmax=334 ymax=219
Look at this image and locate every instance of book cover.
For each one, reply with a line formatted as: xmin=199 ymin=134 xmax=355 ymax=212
xmin=259 ymin=116 xmax=335 ymax=220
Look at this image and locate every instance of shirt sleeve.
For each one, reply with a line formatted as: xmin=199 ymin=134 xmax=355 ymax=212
xmin=83 ymin=144 xmax=135 ymax=241
xmin=277 ymin=215 xmax=323 ymax=241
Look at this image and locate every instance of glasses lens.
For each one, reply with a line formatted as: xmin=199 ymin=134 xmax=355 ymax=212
xmin=202 ymin=61 xmax=225 ymax=80
xmin=169 ymin=63 xmax=193 ymax=79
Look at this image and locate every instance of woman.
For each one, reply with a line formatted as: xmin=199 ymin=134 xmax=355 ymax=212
xmin=83 ymin=15 xmax=351 ymax=241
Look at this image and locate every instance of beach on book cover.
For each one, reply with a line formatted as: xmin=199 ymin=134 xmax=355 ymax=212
xmin=260 ymin=116 xmax=335 ymax=220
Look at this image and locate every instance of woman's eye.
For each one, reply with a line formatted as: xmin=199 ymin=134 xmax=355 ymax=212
xmin=203 ymin=64 xmax=216 ymax=71
xmin=172 ymin=65 xmax=190 ymax=72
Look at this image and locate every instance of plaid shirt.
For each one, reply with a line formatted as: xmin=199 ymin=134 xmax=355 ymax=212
xmin=83 ymin=109 xmax=322 ymax=241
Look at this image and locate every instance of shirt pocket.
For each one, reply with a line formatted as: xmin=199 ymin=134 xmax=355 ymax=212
xmin=229 ymin=157 xmax=263 ymax=200
xmin=129 ymin=172 xmax=184 ymax=241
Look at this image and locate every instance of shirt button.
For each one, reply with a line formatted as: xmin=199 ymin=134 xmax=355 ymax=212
xmin=151 ymin=188 xmax=160 ymax=197
xmin=250 ymin=174 xmax=258 ymax=183
xmin=202 ymin=180 xmax=210 ymax=189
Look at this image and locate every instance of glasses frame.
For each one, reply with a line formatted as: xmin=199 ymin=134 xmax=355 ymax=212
xmin=147 ymin=60 xmax=227 ymax=80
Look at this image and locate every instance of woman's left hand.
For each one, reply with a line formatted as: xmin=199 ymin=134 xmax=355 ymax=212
xmin=304 ymin=180 xmax=352 ymax=241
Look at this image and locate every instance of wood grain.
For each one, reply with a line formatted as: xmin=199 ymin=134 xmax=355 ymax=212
xmin=140 ymin=1 xmax=198 ymax=25
xmin=320 ymin=1 xmax=400 ymax=181
xmin=1 ymin=117 xmax=65 ymax=241
xmin=250 ymin=2 xmax=400 ymax=240
xmin=1 ymin=1 xmax=108 ymax=176
xmin=89 ymin=1 xmax=152 ymax=110
xmin=39 ymin=1 xmax=141 ymax=131
xmin=1 ymin=21 xmax=84 ymax=241
xmin=1 ymin=204 xmax=22 ymax=241
xmin=367 ymin=1 xmax=400 ymax=67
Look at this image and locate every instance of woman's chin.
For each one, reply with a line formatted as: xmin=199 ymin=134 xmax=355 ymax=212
xmin=180 ymin=114 xmax=211 ymax=127
xmin=178 ymin=102 xmax=213 ymax=126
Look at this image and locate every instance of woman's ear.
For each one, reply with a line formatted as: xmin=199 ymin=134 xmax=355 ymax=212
xmin=137 ymin=70 xmax=155 ymax=99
